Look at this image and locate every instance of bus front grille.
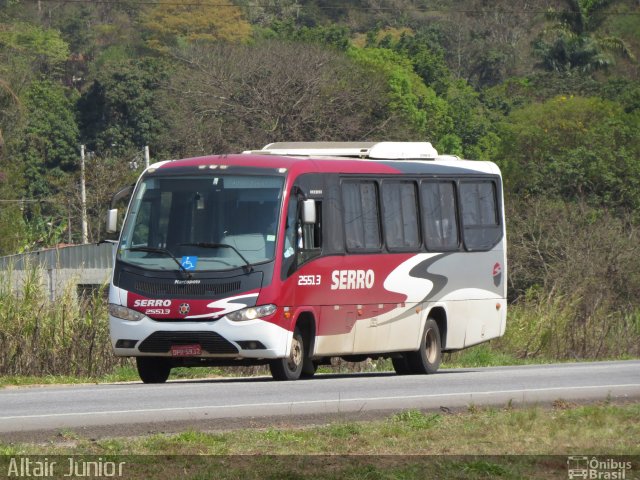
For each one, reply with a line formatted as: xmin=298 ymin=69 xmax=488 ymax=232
xmin=138 ymin=331 xmax=239 ymax=354
xmin=134 ymin=281 xmax=241 ymax=297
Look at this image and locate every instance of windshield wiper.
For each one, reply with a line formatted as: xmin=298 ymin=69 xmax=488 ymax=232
xmin=179 ymin=242 xmax=253 ymax=272
xmin=126 ymin=246 xmax=192 ymax=278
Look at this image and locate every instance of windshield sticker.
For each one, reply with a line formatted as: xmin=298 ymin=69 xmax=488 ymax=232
xmin=181 ymin=256 xmax=198 ymax=270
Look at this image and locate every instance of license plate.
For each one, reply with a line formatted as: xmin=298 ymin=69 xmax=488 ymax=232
xmin=171 ymin=344 xmax=202 ymax=357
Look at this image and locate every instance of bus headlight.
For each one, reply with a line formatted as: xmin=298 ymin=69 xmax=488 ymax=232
xmin=108 ymin=304 xmax=145 ymax=322
xmin=227 ymin=304 xmax=277 ymax=322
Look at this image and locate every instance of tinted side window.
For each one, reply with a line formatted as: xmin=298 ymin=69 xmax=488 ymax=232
xmin=342 ymin=181 xmax=381 ymax=251
xmin=421 ymin=182 xmax=459 ymax=251
xmin=459 ymin=181 xmax=500 ymax=250
xmin=382 ymin=181 xmax=420 ymax=250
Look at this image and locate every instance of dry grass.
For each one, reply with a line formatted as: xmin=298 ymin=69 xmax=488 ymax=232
xmin=0 ymin=262 xmax=125 ymax=377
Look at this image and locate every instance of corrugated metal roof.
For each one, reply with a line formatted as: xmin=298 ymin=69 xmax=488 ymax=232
xmin=0 ymin=242 xmax=116 ymax=270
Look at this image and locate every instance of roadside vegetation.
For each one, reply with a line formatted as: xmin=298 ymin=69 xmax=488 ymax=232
xmin=0 ymin=259 xmax=638 ymax=386
xmin=1 ymin=403 xmax=637 ymax=478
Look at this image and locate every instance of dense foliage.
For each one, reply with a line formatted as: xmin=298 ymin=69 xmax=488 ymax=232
xmin=0 ymin=0 xmax=638 ymax=364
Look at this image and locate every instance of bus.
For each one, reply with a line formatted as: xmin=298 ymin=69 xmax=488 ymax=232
xmin=106 ymin=142 xmax=507 ymax=383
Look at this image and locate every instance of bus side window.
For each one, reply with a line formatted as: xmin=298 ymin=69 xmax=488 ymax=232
xmin=459 ymin=181 xmax=500 ymax=251
xmin=421 ymin=181 xmax=459 ymax=251
xmin=342 ymin=181 xmax=381 ymax=251
xmin=381 ymin=181 xmax=420 ymax=251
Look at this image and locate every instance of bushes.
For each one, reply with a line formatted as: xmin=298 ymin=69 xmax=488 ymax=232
xmin=503 ymin=197 xmax=640 ymax=360
xmin=498 ymin=293 xmax=640 ymax=361
xmin=0 ymin=262 xmax=123 ymax=377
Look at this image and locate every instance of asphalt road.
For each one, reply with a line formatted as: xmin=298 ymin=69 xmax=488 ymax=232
xmin=0 ymin=360 xmax=638 ymax=437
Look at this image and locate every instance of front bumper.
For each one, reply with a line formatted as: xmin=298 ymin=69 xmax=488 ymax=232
xmin=109 ymin=314 xmax=292 ymax=359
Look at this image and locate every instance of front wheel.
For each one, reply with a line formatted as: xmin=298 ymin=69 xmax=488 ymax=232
xmin=392 ymin=355 xmax=412 ymax=375
xmin=269 ymin=328 xmax=304 ymax=380
xmin=407 ymin=318 xmax=442 ymax=374
xmin=136 ymin=356 xmax=171 ymax=384
xmin=301 ymin=359 xmax=318 ymax=379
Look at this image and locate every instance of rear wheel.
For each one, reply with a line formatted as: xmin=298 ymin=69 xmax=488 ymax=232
xmin=269 ymin=328 xmax=304 ymax=380
xmin=407 ymin=318 xmax=442 ymax=374
xmin=136 ymin=357 xmax=171 ymax=384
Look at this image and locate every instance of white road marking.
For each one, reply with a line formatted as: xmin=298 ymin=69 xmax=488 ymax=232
xmin=1 ymin=383 xmax=638 ymax=421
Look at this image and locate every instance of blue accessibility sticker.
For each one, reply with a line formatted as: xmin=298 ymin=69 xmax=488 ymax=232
xmin=181 ymin=256 xmax=198 ymax=270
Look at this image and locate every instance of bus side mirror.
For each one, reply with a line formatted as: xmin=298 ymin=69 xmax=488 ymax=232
xmin=106 ymin=208 xmax=118 ymax=233
xmin=302 ymin=199 xmax=316 ymax=224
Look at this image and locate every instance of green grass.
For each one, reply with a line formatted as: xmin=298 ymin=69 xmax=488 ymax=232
xmin=1 ymin=403 xmax=637 ymax=479
xmin=3 ymin=402 xmax=638 ymax=455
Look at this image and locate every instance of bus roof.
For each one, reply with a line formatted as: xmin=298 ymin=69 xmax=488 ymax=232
xmin=149 ymin=142 xmax=501 ymax=177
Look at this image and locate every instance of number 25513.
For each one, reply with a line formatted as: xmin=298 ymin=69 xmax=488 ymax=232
xmin=298 ymin=275 xmax=321 ymax=286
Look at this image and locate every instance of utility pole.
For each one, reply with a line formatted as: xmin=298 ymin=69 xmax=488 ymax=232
xmin=144 ymin=145 xmax=150 ymax=169
xmin=68 ymin=199 xmax=72 ymax=244
xmin=80 ymin=145 xmax=88 ymax=244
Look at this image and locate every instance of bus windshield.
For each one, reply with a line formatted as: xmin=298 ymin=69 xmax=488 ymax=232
xmin=118 ymin=174 xmax=284 ymax=272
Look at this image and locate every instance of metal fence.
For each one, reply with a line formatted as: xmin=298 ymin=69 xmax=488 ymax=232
xmin=0 ymin=242 xmax=115 ymax=299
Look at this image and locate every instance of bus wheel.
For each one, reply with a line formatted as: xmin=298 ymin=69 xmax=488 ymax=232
xmin=407 ymin=318 xmax=442 ymax=374
xmin=269 ymin=328 xmax=304 ymax=380
xmin=392 ymin=355 xmax=412 ymax=375
xmin=301 ymin=359 xmax=318 ymax=379
xmin=136 ymin=357 xmax=171 ymax=384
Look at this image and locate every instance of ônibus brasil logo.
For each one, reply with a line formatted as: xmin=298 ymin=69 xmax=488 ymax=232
xmin=567 ymin=456 xmax=632 ymax=479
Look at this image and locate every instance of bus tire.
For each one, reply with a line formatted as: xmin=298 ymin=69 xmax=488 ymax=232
xmin=301 ymin=359 xmax=318 ymax=379
xmin=269 ymin=328 xmax=304 ymax=380
xmin=136 ymin=356 xmax=171 ymax=384
xmin=392 ymin=355 xmax=412 ymax=375
xmin=407 ymin=318 xmax=442 ymax=374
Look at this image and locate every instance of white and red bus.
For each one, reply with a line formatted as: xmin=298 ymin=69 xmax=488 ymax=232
xmin=107 ymin=142 xmax=506 ymax=382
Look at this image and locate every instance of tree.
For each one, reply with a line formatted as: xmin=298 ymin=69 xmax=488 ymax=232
xmin=393 ymin=30 xmax=451 ymax=95
xmin=348 ymin=47 xmax=452 ymax=144
xmin=0 ymin=20 xmax=71 ymax=158
xmin=0 ymin=160 xmax=28 ymax=255
xmin=141 ymin=0 xmax=251 ymax=53
xmin=417 ymin=0 xmax=534 ymax=87
xmin=159 ymin=40 xmax=414 ymax=156
xmin=14 ymin=80 xmax=79 ymax=203
xmin=0 ymin=21 xmax=69 ymax=75
xmin=534 ymin=0 xmax=636 ymax=72
xmin=267 ymin=19 xmax=351 ymax=51
xmin=496 ymin=95 xmax=640 ymax=212
xmin=77 ymin=58 xmax=169 ymax=158
xmin=0 ymin=77 xmax=21 ymax=153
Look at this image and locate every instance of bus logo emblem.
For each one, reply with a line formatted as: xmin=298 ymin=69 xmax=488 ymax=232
xmin=179 ymin=303 xmax=191 ymax=315
xmin=492 ymin=263 xmax=502 ymax=287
